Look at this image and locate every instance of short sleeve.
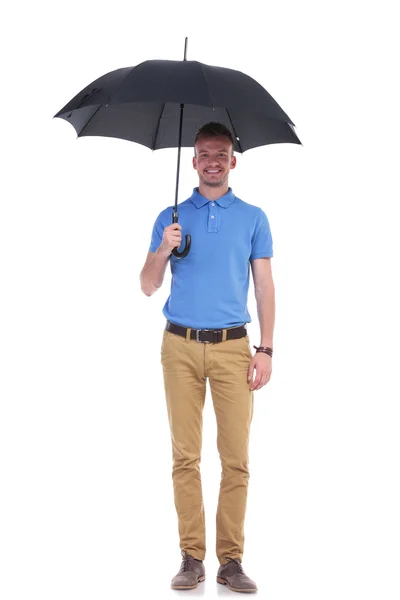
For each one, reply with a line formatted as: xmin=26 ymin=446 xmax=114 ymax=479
xmin=250 ymin=208 xmax=273 ymax=260
xmin=148 ymin=211 xmax=166 ymax=253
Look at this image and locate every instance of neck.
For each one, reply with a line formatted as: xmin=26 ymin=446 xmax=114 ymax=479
xmin=197 ymin=182 xmax=230 ymax=201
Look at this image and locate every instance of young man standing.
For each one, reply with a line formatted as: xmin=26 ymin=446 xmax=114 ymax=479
xmin=140 ymin=122 xmax=275 ymax=593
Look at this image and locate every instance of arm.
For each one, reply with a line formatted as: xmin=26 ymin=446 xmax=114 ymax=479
xmin=140 ymin=222 xmax=182 ymax=296
xmin=140 ymin=248 xmax=170 ymax=297
xmin=250 ymin=258 xmax=275 ymax=347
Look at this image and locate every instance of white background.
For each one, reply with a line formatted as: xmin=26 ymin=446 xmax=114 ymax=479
xmin=1 ymin=1 xmax=399 ymax=599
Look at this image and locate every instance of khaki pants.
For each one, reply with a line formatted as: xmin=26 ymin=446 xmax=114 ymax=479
xmin=160 ymin=325 xmax=254 ymax=565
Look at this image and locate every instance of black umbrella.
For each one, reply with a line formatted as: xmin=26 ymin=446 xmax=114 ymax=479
xmin=54 ymin=38 xmax=301 ymax=258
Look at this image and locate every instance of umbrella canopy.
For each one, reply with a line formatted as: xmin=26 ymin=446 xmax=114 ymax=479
xmin=54 ymin=43 xmax=301 ymax=258
xmin=54 ymin=59 xmax=301 ymax=152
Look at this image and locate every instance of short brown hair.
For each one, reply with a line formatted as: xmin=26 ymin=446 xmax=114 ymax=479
xmin=194 ymin=122 xmax=234 ymax=151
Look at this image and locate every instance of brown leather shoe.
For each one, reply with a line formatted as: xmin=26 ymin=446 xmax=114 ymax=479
xmin=217 ymin=558 xmax=258 ymax=593
xmin=171 ymin=550 xmax=206 ymax=590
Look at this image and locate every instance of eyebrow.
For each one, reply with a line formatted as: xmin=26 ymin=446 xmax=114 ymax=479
xmin=197 ymin=148 xmax=230 ymax=153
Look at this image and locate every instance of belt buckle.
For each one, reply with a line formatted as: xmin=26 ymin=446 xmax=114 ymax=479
xmin=196 ymin=329 xmax=210 ymax=343
xmin=195 ymin=329 xmax=223 ymax=343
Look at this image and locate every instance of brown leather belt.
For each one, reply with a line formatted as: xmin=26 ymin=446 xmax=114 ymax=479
xmin=165 ymin=320 xmax=247 ymax=344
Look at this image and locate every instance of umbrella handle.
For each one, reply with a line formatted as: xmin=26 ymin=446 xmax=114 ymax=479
xmin=171 ymin=212 xmax=191 ymax=259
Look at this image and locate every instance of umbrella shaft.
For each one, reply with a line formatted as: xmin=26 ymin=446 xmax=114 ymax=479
xmin=174 ymin=103 xmax=184 ymax=212
xmin=174 ymin=37 xmax=188 ymax=215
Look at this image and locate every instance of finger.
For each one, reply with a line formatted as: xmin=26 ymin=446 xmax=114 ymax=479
xmin=253 ymin=373 xmax=266 ymax=390
xmin=256 ymin=374 xmax=270 ymax=390
xmin=250 ymin=378 xmax=261 ymax=391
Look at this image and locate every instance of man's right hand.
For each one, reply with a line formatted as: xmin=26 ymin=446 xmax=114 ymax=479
xmin=158 ymin=224 xmax=182 ymax=256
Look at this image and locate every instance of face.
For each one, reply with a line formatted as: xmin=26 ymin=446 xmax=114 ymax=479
xmin=193 ymin=136 xmax=236 ymax=188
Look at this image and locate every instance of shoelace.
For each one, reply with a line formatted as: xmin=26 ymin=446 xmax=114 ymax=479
xmin=181 ymin=552 xmax=195 ymax=572
xmin=226 ymin=558 xmax=244 ymax=574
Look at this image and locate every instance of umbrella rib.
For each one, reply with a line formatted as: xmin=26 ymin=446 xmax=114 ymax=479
xmin=153 ymin=102 xmax=166 ymax=150
xmin=226 ymin=109 xmax=243 ymax=153
xmin=199 ymin=63 xmax=213 ymax=106
xmin=77 ymin=105 xmax=103 ymax=137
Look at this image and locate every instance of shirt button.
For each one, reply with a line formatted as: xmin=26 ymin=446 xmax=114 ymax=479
xmin=211 ymin=215 xmax=215 ymax=219
xmin=212 ymin=203 xmax=215 ymax=206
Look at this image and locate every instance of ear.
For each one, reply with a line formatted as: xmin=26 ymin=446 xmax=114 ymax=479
xmin=192 ymin=156 xmax=198 ymax=170
xmin=230 ymin=155 xmax=237 ymax=170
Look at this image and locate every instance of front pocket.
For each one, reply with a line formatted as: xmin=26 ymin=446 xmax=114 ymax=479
xmin=243 ymin=335 xmax=253 ymax=359
xmin=160 ymin=329 xmax=170 ymax=357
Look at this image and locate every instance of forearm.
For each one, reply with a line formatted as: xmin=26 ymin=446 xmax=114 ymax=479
xmin=140 ymin=248 xmax=170 ymax=296
xmin=255 ymin=283 xmax=275 ymax=347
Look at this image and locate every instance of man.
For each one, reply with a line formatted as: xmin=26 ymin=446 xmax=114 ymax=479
xmin=140 ymin=122 xmax=275 ymax=593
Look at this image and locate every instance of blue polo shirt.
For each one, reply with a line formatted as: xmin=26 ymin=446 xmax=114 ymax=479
xmin=148 ymin=187 xmax=273 ymax=329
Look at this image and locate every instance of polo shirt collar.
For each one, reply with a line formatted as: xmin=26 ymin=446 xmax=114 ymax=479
xmin=190 ymin=187 xmax=236 ymax=209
